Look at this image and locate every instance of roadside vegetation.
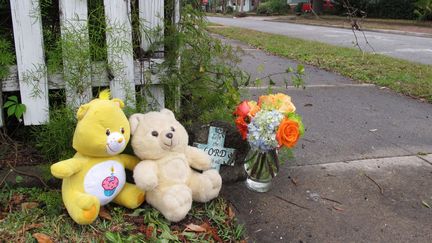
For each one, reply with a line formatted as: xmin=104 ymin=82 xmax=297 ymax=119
xmin=0 ymin=187 xmax=245 ymax=242
xmin=269 ymin=15 xmax=432 ymax=35
xmin=208 ymin=26 xmax=432 ymax=102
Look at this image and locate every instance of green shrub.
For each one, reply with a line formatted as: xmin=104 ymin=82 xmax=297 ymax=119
xmin=0 ymin=37 xmax=14 ymax=81
xmin=414 ymin=0 xmax=432 ymax=20
xmin=32 ymin=107 xmax=76 ymax=162
xmin=257 ymin=2 xmax=272 ymax=15
xmin=257 ymin=0 xmax=290 ymax=15
xmin=295 ymin=2 xmax=304 ymax=14
xmin=226 ymin=5 xmax=234 ymax=14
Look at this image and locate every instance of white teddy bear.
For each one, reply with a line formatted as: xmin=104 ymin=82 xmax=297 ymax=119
xmin=130 ymin=109 xmax=222 ymax=222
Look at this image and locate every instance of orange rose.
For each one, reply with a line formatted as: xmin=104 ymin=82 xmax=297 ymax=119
xmin=276 ymin=119 xmax=300 ymax=148
xmin=235 ymin=116 xmax=248 ymax=140
xmin=258 ymin=93 xmax=296 ymax=113
xmin=247 ymin=101 xmax=260 ymax=117
xmin=274 ymin=93 xmax=296 ymax=113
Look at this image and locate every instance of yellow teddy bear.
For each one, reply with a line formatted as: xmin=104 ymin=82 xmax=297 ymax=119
xmin=51 ymin=91 xmax=144 ymax=225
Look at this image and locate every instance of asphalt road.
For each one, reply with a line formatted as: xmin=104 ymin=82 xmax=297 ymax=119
xmin=208 ymin=16 xmax=432 ymax=65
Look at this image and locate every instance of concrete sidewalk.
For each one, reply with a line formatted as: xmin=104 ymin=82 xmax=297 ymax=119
xmin=218 ymin=36 xmax=432 ymax=242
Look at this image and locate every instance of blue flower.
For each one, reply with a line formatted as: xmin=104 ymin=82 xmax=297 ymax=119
xmin=247 ymin=110 xmax=284 ymax=152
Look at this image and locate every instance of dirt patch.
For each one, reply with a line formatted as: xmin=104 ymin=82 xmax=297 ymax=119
xmin=0 ymin=137 xmax=45 ymax=169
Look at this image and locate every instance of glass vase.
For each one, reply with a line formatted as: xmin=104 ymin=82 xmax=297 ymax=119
xmin=244 ymin=149 xmax=280 ymax=192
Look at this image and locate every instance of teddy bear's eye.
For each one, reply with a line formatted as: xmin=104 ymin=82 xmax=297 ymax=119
xmin=151 ymin=131 xmax=159 ymax=137
xmin=171 ymin=127 xmax=175 ymax=132
xmin=120 ymin=127 xmax=125 ymax=134
xmin=106 ymin=129 xmax=111 ymax=136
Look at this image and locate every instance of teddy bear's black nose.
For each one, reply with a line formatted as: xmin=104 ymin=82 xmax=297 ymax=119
xmin=166 ymin=133 xmax=173 ymax=139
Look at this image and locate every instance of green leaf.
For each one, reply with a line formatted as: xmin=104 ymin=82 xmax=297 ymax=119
xmin=255 ymin=78 xmax=262 ymax=86
xmin=269 ymin=79 xmax=276 ymax=85
xmin=105 ymin=232 xmax=121 ymax=242
xmin=15 ymin=104 xmax=26 ymax=119
xmin=15 ymin=175 xmax=23 ymax=183
xmin=8 ymin=96 xmax=18 ymax=103
xmin=297 ymin=65 xmax=305 ymax=75
xmin=244 ymin=76 xmax=250 ymax=86
xmin=3 ymin=101 xmax=14 ymax=108
xmin=129 ymin=208 xmax=147 ymax=217
xmin=7 ymin=105 xmax=16 ymax=117
xmin=286 ymin=67 xmax=294 ymax=73
xmin=160 ymin=230 xmax=178 ymax=241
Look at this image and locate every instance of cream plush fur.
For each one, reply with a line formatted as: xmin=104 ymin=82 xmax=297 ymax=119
xmin=130 ymin=109 xmax=222 ymax=222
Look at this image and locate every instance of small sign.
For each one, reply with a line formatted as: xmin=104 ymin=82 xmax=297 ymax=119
xmin=194 ymin=126 xmax=236 ymax=171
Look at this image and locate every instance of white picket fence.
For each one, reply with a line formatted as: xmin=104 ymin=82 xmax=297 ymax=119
xmin=1 ymin=0 xmax=180 ymax=127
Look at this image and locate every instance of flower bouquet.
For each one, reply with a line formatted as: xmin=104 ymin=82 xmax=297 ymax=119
xmin=234 ymin=93 xmax=304 ymax=192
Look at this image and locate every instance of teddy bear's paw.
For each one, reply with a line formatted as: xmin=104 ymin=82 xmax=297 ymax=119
xmin=135 ymin=175 xmax=158 ymax=191
xmin=77 ymin=194 xmax=100 ymax=211
xmin=68 ymin=194 xmax=100 ymax=224
xmin=51 ymin=163 xmax=75 ymax=178
xmin=203 ymin=169 xmax=222 ymax=190
xmin=133 ymin=163 xmax=158 ymax=191
xmin=192 ymin=170 xmax=222 ymax=202
xmin=161 ymin=185 xmax=192 ymax=222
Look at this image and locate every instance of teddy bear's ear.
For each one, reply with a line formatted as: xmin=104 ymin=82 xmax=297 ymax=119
xmin=160 ymin=108 xmax=175 ymax=119
xmin=129 ymin=114 xmax=143 ymax=135
xmin=76 ymin=104 xmax=90 ymax=121
xmin=112 ymin=98 xmax=125 ymax=109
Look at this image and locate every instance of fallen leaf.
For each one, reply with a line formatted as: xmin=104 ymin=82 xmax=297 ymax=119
xmin=332 ymin=205 xmax=345 ymax=211
xmin=33 ymin=233 xmax=53 ymax=243
xmin=110 ymin=225 xmax=122 ymax=232
xmin=227 ymin=206 xmax=235 ymax=220
xmin=21 ymin=202 xmax=39 ymax=211
xmin=422 ymin=200 xmax=431 ymax=208
xmin=304 ymin=103 xmax=313 ymax=107
xmin=11 ymin=193 xmax=24 ymax=205
xmin=146 ymin=226 xmax=154 ymax=239
xmin=98 ymin=207 xmax=112 ymax=221
xmin=369 ymin=129 xmax=378 ymax=132
xmin=290 ymin=177 xmax=298 ymax=186
xmin=185 ymin=223 xmax=206 ymax=232
xmin=25 ymin=223 xmax=44 ymax=231
xmin=137 ymin=224 xmax=147 ymax=233
xmin=201 ymin=222 xmax=223 ymax=243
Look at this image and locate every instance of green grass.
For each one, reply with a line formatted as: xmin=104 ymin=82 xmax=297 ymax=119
xmin=209 ymin=26 xmax=432 ymax=102
xmin=0 ymin=187 xmax=245 ymax=242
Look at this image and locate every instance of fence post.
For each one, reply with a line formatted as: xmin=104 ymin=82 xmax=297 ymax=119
xmin=59 ymin=0 xmax=92 ymax=108
xmin=10 ymin=0 xmax=49 ymax=125
xmin=139 ymin=0 xmax=165 ymax=110
xmin=104 ymin=0 xmax=136 ymax=107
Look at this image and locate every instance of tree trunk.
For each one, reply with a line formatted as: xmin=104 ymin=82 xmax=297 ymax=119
xmin=312 ymin=0 xmax=323 ymax=15
xmin=240 ymin=0 xmax=244 ymax=12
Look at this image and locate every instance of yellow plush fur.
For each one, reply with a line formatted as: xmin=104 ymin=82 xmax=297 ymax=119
xmin=51 ymin=92 xmax=144 ymax=225
xmin=130 ymin=109 xmax=222 ymax=222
